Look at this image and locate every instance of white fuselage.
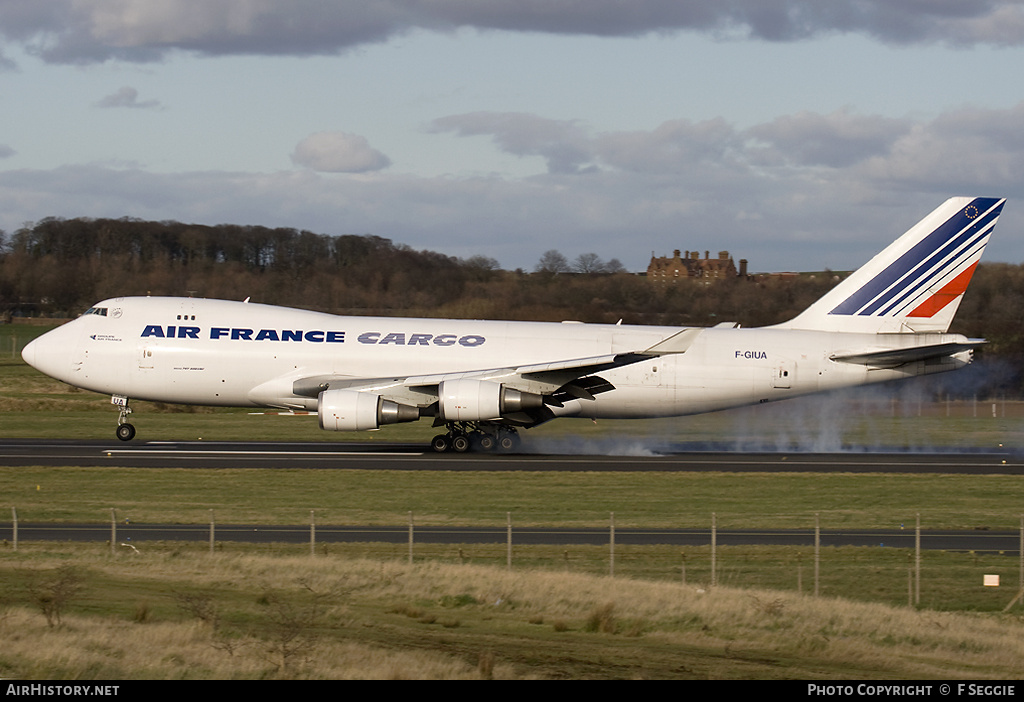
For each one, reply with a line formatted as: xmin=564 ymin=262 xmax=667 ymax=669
xmin=22 ymin=296 xmax=969 ymax=422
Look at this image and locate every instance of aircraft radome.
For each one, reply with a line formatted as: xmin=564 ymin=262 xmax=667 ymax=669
xmin=21 ymin=197 xmax=1005 ymax=453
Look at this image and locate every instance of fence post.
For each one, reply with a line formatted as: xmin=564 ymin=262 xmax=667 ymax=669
xmin=907 ymin=554 xmax=913 ymax=607
xmin=310 ymin=510 xmax=316 ymax=557
xmin=110 ymin=509 xmax=117 ymax=556
xmin=1004 ymin=517 xmax=1024 ymax=613
xmin=797 ymin=552 xmax=803 ymax=594
xmin=408 ymin=511 xmax=413 ymax=566
xmin=11 ymin=507 xmax=17 ymax=551
xmin=814 ymin=513 xmax=820 ymax=597
xmin=915 ymin=513 xmax=921 ymax=606
xmin=506 ymin=512 xmax=512 ymax=571
xmin=711 ymin=512 xmax=717 ymax=588
xmin=209 ymin=509 xmax=215 ymax=554
xmin=609 ymin=512 xmax=615 ymax=577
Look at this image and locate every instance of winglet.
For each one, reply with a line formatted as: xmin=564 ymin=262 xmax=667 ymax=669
xmin=643 ymin=328 xmax=703 ymax=355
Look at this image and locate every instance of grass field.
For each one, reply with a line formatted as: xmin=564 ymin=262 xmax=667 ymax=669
xmin=5 ymin=465 xmax=1024 ymax=530
xmin=4 ymin=320 xmax=1024 ymax=678
xmin=2 ymin=544 xmax=1024 ymax=679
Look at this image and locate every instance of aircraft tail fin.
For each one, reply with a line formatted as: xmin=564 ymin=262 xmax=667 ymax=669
xmin=776 ymin=197 xmax=1005 ymax=334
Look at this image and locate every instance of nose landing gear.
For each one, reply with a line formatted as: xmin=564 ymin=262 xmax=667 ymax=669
xmin=113 ymin=395 xmax=136 ymax=441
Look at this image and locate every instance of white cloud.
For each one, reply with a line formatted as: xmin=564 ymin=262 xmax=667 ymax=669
xmin=594 ymin=118 xmax=743 ymax=174
xmin=430 ymin=113 xmax=749 ymax=176
xmin=744 ymin=109 xmax=911 ymax=168
xmin=95 ymin=86 xmax=163 ymax=109
xmin=430 ymin=113 xmax=595 ymax=174
xmin=849 ymin=103 xmax=1024 ymax=192
xmin=291 ymin=132 xmax=392 ymax=173
xmin=430 ymin=103 xmax=1024 ymax=199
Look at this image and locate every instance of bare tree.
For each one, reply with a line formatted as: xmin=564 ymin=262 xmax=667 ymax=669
xmin=28 ymin=565 xmax=83 ymax=628
xmin=535 ymin=249 xmax=570 ymax=274
xmin=572 ymin=252 xmax=606 ymax=274
xmin=257 ymin=577 xmax=345 ymax=675
xmin=261 ymin=590 xmax=322 ymax=674
xmin=463 ymin=255 xmax=502 ymax=281
xmin=174 ymin=590 xmax=220 ymax=630
xmin=605 ymin=258 xmax=627 ymax=274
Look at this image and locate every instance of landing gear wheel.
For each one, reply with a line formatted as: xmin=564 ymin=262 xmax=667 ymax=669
xmin=433 ymin=422 xmax=523 ymax=454
xmin=116 ymin=423 xmax=136 ymax=442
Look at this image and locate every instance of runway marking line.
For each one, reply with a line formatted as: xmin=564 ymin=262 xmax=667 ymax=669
xmin=103 ymin=450 xmax=425 ymax=457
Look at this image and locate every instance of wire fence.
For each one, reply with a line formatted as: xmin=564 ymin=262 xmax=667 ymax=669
xmin=8 ymin=508 xmax=1024 ymax=612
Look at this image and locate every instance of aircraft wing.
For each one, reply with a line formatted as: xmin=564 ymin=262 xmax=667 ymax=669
xmin=292 ymin=329 xmax=703 ymax=424
xmin=830 ymin=340 xmax=985 ymax=368
xmin=293 ymin=351 xmax=651 ymax=400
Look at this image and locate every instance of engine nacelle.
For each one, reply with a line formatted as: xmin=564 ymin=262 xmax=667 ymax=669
xmin=438 ymin=379 xmax=544 ymax=422
xmin=318 ymin=389 xmax=419 ymax=431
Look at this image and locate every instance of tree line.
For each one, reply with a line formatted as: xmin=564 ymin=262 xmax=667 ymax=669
xmin=0 ymin=216 xmax=835 ymax=323
xmin=0 ymin=217 xmax=476 ymax=314
xmin=2 ymin=216 xmax=1023 ymax=394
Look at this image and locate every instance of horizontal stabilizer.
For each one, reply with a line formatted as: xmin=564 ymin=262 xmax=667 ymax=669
xmin=831 ymin=340 xmax=984 ymax=367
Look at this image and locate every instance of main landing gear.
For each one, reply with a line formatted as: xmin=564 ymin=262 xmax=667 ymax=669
xmin=430 ymin=422 xmax=522 ymax=453
xmin=114 ymin=396 xmax=136 ymax=441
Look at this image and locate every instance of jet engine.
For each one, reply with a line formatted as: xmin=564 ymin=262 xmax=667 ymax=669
xmin=438 ymin=379 xmax=544 ymax=422
xmin=318 ymin=389 xmax=420 ymax=431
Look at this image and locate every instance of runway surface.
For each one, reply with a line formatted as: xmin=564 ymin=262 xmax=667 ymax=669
xmin=2 ymin=438 xmax=1023 ymax=473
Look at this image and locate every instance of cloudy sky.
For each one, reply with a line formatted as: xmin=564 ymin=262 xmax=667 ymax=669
xmin=2 ymin=1 xmax=1024 ymax=274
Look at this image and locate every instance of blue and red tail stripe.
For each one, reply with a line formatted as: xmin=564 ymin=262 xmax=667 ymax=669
xmin=828 ymin=197 xmax=1004 ymax=318
xmin=906 ymin=262 xmax=978 ymax=318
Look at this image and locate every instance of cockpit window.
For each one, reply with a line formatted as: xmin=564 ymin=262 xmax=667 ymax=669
xmin=84 ymin=307 xmax=108 ymax=316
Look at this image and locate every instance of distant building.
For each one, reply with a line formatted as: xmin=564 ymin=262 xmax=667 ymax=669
xmin=646 ymin=250 xmax=746 ymax=282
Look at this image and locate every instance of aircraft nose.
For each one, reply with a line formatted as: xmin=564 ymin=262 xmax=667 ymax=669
xmin=21 ymin=329 xmax=75 ymax=381
xmin=21 ymin=337 xmax=39 ymax=368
